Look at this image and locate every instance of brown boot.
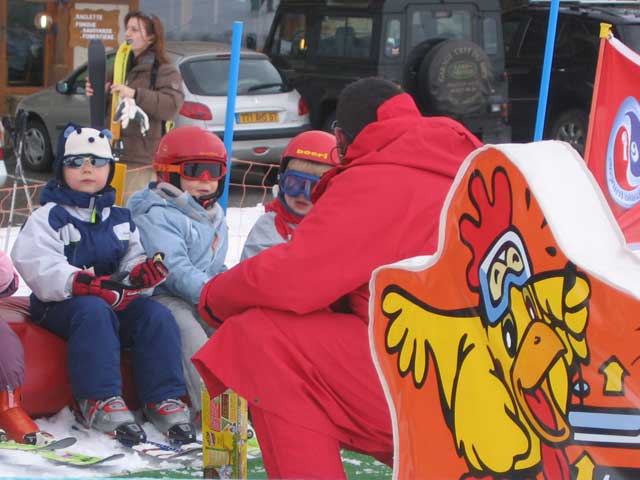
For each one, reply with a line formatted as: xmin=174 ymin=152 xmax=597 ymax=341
xmin=0 ymin=387 xmax=50 ymax=444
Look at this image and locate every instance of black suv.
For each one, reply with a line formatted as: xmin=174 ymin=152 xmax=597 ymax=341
xmin=264 ymin=0 xmax=511 ymax=143
xmin=503 ymin=1 xmax=640 ymax=154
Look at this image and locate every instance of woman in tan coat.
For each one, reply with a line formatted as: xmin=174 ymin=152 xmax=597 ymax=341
xmin=88 ymin=12 xmax=184 ymax=167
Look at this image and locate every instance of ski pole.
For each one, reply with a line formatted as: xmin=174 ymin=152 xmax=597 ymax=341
xmin=219 ymin=21 xmax=243 ymax=212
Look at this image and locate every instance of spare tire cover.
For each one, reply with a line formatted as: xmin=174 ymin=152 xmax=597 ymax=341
xmin=418 ymin=39 xmax=494 ymax=117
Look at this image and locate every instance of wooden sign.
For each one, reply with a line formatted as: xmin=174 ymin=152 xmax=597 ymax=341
xmin=370 ymin=141 xmax=640 ymax=479
xmin=69 ymin=8 xmax=119 ymax=49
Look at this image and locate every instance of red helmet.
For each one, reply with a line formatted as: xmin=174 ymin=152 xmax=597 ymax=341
xmin=281 ymin=130 xmax=339 ymax=172
xmin=154 ymin=125 xmax=227 ymax=183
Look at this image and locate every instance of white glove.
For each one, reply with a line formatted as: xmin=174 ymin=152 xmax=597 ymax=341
xmin=115 ymin=97 xmax=150 ymax=136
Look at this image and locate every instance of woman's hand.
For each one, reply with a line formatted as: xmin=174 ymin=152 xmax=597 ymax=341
xmin=110 ymin=84 xmax=136 ymax=99
xmin=85 ymin=77 xmax=111 ymax=97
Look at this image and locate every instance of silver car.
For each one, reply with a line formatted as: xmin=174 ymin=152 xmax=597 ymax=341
xmin=16 ymin=41 xmax=311 ymax=172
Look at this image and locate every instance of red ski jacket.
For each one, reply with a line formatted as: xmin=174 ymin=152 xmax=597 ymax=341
xmin=199 ymin=93 xmax=482 ymax=324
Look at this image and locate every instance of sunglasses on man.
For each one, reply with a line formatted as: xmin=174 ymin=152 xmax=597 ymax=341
xmin=155 ymin=161 xmax=227 ymax=181
xmin=62 ymin=155 xmax=112 ymax=168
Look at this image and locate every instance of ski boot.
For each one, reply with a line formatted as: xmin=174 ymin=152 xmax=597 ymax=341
xmin=143 ymin=398 xmax=196 ymax=445
xmin=77 ymin=396 xmax=146 ymax=445
xmin=0 ymin=387 xmax=54 ymax=445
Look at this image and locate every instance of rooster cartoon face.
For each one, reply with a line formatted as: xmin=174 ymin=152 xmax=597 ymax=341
xmin=375 ymin=161 xmax=590 ymax=479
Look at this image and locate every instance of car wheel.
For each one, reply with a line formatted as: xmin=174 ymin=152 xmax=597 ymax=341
xmin=417 ymin=39 xmax=493 ymax=117
xmin=22 ymin=118 xmax=53 ymax=172
xmin=550 ymin=109 xmax=588 ymax=156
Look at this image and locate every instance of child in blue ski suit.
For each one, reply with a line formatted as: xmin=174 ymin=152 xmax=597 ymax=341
xmin=127 ymin=125 xmax=228 ymax=417
xmin=11 ymin=124 xmax=195 ymax=445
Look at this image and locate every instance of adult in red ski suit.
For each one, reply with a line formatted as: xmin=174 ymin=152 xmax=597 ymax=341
xmin=194 ymin=78 xmax=483 ymax=478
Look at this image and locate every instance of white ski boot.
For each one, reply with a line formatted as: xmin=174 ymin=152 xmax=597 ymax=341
xmin=78 ymin=396 xmax=146 ymax=445
xmin=143 ymin=398 xmax=196 ymax=445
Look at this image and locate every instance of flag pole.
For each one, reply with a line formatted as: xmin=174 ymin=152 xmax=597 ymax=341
xmin=220 ymin=21 xmax=244 ymax=212
xmin=583 ymin=22 xmax=612 ymax=166
xmin=533 ymin=0 xmax=561 ymax=141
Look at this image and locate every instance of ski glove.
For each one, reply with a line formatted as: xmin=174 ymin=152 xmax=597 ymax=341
xmin=115 ymin=97 xmax=150 ymax=135
xmin=72 ymin=271 xmax=142 ymax=311
xmin=128 ymin=252 xmax=169 ymax=289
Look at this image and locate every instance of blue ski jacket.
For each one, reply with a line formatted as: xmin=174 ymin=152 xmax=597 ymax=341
xmin=127 ymin=182 xmax=228 ymax=305
xmin=11 ymin=181 xmax=147 ymax=303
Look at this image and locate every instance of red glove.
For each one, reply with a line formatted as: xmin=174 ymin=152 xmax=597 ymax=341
xmin=129 ymin=252 xmax=169 ymax=289
xmin=72 ymin=271 xmax=142 ymax=311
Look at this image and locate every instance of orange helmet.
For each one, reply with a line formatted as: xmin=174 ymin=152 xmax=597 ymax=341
xmin=280 ymin=130 xmax=339 ymax=172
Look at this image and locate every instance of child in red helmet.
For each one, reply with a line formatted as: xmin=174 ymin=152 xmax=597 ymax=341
xmin=241 ymin=130 xmax=339 ymax=260
xmin=127 ymin=125 xmax=229 ymax=418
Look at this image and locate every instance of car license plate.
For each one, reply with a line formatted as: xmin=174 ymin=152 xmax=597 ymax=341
xmin=236 ymin=112 xmax=279 ymax=124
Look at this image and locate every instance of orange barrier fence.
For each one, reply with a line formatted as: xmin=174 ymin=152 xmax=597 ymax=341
xmin=0 ymin=159 xmax=279 ymax=229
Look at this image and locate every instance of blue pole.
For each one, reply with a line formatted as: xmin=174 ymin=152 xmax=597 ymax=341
xmin=220 ymin=21 xmax=244 ymax=211
xmin=533 ymin=0 xmax=560 ymax=141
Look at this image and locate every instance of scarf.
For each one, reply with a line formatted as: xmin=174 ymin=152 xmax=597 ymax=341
xmin=265 ymin=199 xmax=303 ymax=240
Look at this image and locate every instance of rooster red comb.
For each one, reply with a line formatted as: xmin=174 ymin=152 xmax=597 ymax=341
xmin=459 ymin=167 xmax=513 ymax=289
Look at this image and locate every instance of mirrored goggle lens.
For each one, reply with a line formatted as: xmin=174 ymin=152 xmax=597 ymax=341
xmin=281 ymin=173 xmax=319 ymax=199
xmin=63 ymin=155 xmax=111 ymax=168
xmin=182 ymin=162 xmax=225 ymax=180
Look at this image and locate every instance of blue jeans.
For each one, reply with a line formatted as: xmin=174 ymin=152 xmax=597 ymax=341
xmin=30 ymin=295 xmax=186 ymax=403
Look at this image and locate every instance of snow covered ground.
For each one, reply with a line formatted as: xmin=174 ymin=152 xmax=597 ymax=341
xmin=0 ymin=205 xmax=265 ymax=479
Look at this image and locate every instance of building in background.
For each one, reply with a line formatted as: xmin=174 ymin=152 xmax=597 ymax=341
xmin=0 ymin=0 xmax=279 ymax=115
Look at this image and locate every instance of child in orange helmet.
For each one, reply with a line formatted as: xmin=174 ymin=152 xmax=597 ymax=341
xmin=241 ymin=130 xmax=339 ymax=260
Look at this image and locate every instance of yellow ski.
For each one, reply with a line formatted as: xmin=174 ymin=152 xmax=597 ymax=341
xmin=110 ymin=41 xmax=133 ymax=155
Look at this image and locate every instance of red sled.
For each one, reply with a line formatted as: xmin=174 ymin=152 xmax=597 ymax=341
xmin=1 ymin=296 xmax=139 ymax=417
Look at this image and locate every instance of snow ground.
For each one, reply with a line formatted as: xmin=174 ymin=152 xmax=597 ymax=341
xmin=0 ymin=205 xmax=265 ymax=479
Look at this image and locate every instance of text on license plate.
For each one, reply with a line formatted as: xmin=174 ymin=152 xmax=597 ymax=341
xmin=236 ymin=112 xmax=279 ymax=124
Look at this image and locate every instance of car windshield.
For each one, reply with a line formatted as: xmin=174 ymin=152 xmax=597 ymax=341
xmin=180 ymin=57 xmax=285 ymax=96
xmin=621 ymin=24 xmax=640 ymax=53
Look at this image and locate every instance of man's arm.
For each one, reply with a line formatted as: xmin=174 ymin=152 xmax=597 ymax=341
xmin=200 ymin=167 xmax=434 ymax=322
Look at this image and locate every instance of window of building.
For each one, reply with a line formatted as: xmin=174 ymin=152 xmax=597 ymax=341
xmin=7 ymin=0 xmax=46 ymax=87
xmin=317 ymin=16 xmax=373 ymax=59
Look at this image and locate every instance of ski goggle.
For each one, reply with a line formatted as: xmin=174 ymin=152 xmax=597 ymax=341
xmin=478 ymin=230 xmax=532 ymax=326
xmin=280 ymin=170 xmax=321 ymax=200
xmin=62 ymin=155 xmax=112 ymax=168
xmin=155 ymin=161 xmax=227 ymax=181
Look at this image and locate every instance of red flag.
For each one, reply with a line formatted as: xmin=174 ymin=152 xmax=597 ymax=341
xmin=585 ymin=35 xmax=640 ymax=247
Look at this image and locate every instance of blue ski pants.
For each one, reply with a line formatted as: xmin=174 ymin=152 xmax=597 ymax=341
xmin=30 ymin=295 xmax=186 ymax=404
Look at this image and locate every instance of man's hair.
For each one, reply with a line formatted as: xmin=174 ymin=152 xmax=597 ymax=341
xmin=336 ymin=77 xmax=403 ymax=141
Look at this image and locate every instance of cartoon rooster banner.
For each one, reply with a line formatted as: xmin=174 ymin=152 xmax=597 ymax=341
xmin=369 ymin=142 xmax=640 ymax=480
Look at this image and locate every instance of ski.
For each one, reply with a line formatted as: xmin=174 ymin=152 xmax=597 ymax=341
xmin=72 ymin=423 xmax=201 ymax=461
xmin=0 ymin=436 xmax=77 ymax=451
xmin=131 ymin=440 xmax=201 ymax=461
xmin=0 ymin=437 xmax=123 ymax=467
xmin=38 ymin=449 xmax=124 ymax=467
xmin=110 ymin=40 xmax=133 ymax=159
xmin=88 ymin=38 xmax=106 ymax=129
